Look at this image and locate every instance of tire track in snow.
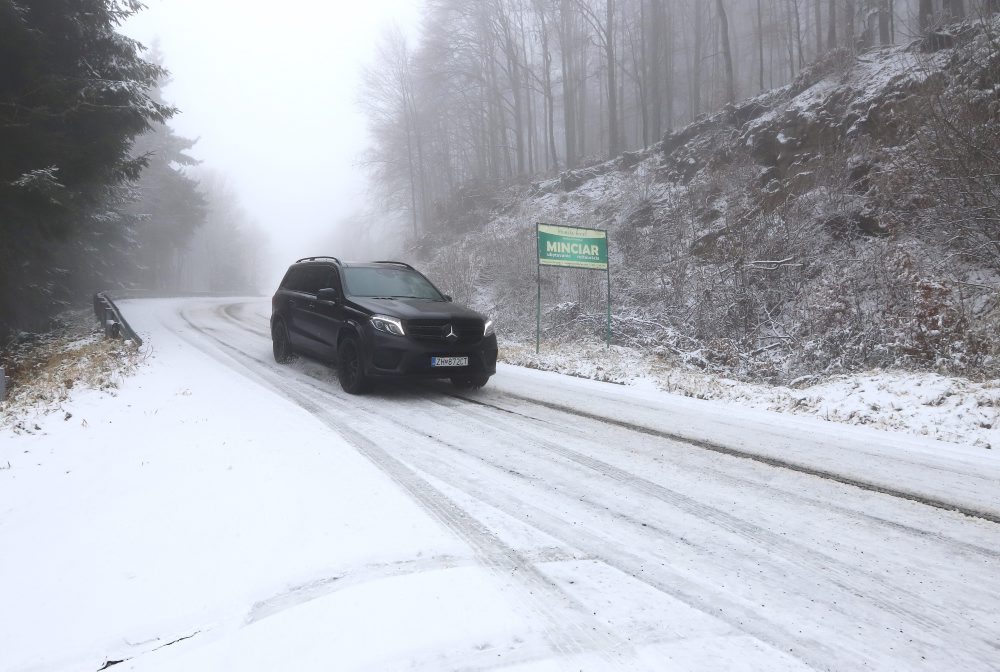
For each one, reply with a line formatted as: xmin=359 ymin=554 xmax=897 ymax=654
xmin=183 ymin=300 xmax=1000 ymax=670
xmin=190 ymin=301 xmax=831 ymax=670
xmin=417 ymin=394 xmax=1000 ymax=660
xmin=359 ymin=395 xmax=1000 ymax=670
xmin=172 ymin=304 xmax=647 ymax=671
xmin=437 ymin=388 xmax=1000 ymax=561
xmin=448 ymin=389 xmax=1000 ymax=525
xmin=216 ymin=298 xmax=1000 ymax=525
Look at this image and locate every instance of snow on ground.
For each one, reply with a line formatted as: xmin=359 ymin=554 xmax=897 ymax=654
xmin=3 ymin=297 xmax=1000 ymax=672
xmin=501 ymin=341 xmax=1000 ymax=450
xmin=0 ymin=302 xmax=534 ymax=672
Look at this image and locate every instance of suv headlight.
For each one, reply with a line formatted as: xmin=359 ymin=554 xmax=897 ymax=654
xmin=371 ymin=315 xmax=405 ymax=336
xmin=484 ymin=318 xmax=495 ymax=337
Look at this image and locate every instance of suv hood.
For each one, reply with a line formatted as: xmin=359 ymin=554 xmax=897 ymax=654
xmin=350 ymin=296 xmax=486 ymax=322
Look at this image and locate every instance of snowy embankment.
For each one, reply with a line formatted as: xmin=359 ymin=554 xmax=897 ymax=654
xmin=2 ymin=297 xmax=1000 ymax=672
xmin=501 ymin=342 xmax=1000 ymax=450
xmin=421 ymin=22 xmax=1000 ymax=386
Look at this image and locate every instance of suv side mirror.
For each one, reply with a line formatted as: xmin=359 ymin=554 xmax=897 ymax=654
xmin=317 ymin=287 xmax=340 ymax=303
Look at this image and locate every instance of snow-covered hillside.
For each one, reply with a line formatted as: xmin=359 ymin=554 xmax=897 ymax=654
xmin=415 ymin=19 xmax=1000 ymax=385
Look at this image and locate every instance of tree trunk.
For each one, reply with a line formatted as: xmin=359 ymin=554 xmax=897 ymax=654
xmin=640 ymin=0 xmax=650 ymax=147
xmin=793 ymin=0 xmax=804 ymax=68
xmin=828 ymin=0 xmax=837 ymax=50
xmin=617 ymin=12 xmax=626 ymax=149
xmin=536 ymin=0 xmax=559 ymax=169
xmin=878 ymin=0 xmax=890 ymax=44
xmin=692 ymin=0 xmax=703 ymax=118
xmin=785 ymin=0 xmax=796 ymax=79
xmin=918 ymin=0 xmax=933 ymax=32
xmin=498 ymin=11 xmax=526 ymax=176
xmin=716 ymin=0 xmax=735 ymax=105
xmin=559 ymin=0 xmax=577 ymax=167
xmin=845 ymin=0 xmax=855 ymax=48
xmin=578 ymin=37 xmax=588 ymax=157
xmin=519 ymin=8 xmax=535 ymax=174
xmin=605 ymin=0 xmax=620 ymax=157
xmin=816 ymin=0 xmax=824 ymax=55
xmin=943 ymin=0 xmax=965 ymax=18
xmin=650 ymin=0 xmax=663 ymax=139
xmin=663 ymin=0 xmax=674 ymax=130
xmin=757 ymin=0 xmax=765 ymax=92
xmin=405 ymin=124 xmax=418 ymax=237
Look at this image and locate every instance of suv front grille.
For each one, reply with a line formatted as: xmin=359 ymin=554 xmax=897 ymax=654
xmin=407 ymin=318 xmax=484 ymax=345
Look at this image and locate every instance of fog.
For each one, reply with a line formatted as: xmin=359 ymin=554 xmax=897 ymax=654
xmin=122 ymin=0 xmax=420 ymax=287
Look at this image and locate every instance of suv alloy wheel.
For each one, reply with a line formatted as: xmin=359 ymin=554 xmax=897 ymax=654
xmin=272 ymin=319 xmax=293 ymax=364
xmin=337 ymin=337 xmax=370 ymax=394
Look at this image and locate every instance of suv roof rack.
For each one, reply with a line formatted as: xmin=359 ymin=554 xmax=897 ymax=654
xmin=296 ymin=256 xmax=341 ymax=264
xmin=373 ymin=260 xmax=414 ymax=270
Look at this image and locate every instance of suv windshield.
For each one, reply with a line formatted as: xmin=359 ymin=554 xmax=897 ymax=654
xmin=343 ymin=267 xmax=444 ymax=300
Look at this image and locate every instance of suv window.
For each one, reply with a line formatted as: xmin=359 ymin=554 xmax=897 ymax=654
xmin=343 ymin=267 xmax=443 ymax=300
xmin=280 ymin=267 xmax=304 ymax=291
xmin=292 ymin=266 xmax=330 ymax=295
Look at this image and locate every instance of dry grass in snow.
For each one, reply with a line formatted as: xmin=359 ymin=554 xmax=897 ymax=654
xmin=0 ymin=310 xmax=142 ymax=433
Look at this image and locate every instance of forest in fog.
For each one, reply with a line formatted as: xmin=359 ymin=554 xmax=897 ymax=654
xmin=359 ymin=0 xmax=1000 ymax=380
xmin=2 ymin=0 xmax=999 ymax=374
xmin=363 ymin=0 xmax=999 ymax=235
xmin=0 ymin=1 xmax=265 ymax=336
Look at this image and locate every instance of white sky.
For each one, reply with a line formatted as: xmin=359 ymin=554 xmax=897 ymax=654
xmin=122 ymin=0 xmax=421 ymax=279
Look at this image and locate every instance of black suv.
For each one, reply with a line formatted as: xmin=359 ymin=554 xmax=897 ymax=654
xmin=270 ymin=257 xmax=497 ymax=394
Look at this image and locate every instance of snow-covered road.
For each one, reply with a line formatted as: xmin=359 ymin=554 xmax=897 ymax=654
xmin=3 ymin=297 xmax=1000 ymax=672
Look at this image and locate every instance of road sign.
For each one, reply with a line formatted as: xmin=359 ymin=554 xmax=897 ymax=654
xmin=537 ymin=224 xmax=608 ymax=270
xmin=535 ymin=223 xmax=612 ymax=353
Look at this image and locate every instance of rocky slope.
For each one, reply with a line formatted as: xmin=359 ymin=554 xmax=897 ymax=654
xmin=415 ymin=19 xmax=1000 ymax=383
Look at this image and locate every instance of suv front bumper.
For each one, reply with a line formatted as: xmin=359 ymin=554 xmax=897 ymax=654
xmin=362 ymin=330 xmax=498 ymax=379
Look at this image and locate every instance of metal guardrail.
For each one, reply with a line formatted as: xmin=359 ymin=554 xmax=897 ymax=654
xmin=92 ymin=292 xmax=143 ymax=346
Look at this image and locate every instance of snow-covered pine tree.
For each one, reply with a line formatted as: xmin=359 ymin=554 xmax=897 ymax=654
xmin=0 ymin=0 xmax=171 ymax=335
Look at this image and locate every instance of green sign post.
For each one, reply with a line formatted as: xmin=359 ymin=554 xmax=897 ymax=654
xmin=535 ymin=223 xmax=611 ymax=353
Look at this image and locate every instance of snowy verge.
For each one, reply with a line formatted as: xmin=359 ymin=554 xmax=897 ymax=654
xmin=0 ymin=301 xmax=526 ymax=672
xmin=500 ymin=341 xmax=999 ymax=450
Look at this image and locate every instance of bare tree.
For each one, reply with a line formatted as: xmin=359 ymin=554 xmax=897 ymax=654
xmin=918 ymin=0 xmax=933 ymax=31
xmin=717 ymin=0 xmax=736 ymax=105
xmin=572 ymin=0 xmax=621 ymax=156
xmin=879 ymin=0 xmax=891 ymax=44
xmin=816 ymin=0 xmax=824 ymax=54
xmin=943 ymin=0 xmax=966 ymax=18
xmin=828 ymin=0 xmax=837 ymax=49
xmin=534 ymin=0 xmax=560 ymax=169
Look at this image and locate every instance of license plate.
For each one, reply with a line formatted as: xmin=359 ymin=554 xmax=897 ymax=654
xmin=431 ymin=356 xmax=469 ymax=367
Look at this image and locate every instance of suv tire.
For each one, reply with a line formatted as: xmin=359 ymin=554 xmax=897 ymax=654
xmin=272 ymin=320 xmax=294 ymax=364
xmin=338 ymin=337 xmax=370 ymax=394
xmin=451 ymin=374 xmax=490 ymax=390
